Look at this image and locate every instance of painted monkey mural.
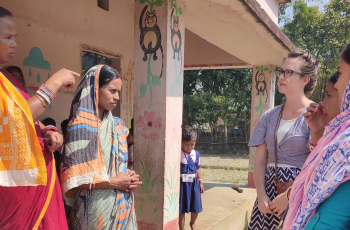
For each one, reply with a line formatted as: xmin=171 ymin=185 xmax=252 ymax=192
xmin=171 ymin=8 xmax=181 ymax=61
xmin=255 ymin=66 xmax=269 ymax=103
xmin=140 ymin=5 xmax=162 ymax=61
xmin=139 ymin=5 xmax=164 ymax=78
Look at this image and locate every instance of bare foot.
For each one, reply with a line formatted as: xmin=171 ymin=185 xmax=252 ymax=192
xmin=190 ymin=222 xmax=197 ymax=230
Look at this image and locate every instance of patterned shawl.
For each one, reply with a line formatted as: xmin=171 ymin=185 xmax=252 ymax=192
xmin=283 ymin=80 xmax=350 ymax=229
xmin=61 ymin=65 xmax=134 ymax=229
xmin=0 ymin=69 xmax=47 ymax=186
xmin=0 ymin=69 xmax=67 ymax=230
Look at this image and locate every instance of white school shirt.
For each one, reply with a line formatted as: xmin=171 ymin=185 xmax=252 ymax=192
xmin=181 ymin=150 xmax=200 ymax=165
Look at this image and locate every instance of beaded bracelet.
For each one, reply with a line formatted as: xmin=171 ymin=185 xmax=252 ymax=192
xmin=41 ymin=84 xmax=56 ymax=100
xmin=42 ymin=125 xmax=59 ymax=136
xmin=36 ymin=84 xmax=55 ymax=107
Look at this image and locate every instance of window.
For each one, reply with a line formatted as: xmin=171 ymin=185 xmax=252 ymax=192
xmin=82 ymin=51 xmax=111 ymax=76
xmin=98 ymin=0 xmax=109 ymax=11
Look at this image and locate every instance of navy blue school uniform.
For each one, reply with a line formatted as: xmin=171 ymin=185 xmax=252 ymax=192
xmin=179 ymin=150 xmax=203 ymax=214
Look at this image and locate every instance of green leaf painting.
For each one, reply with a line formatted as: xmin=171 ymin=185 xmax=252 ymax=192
xmin=139 ymin=54 xmax=162 ymax=109
xmin=256 ymin=65 xmax=269 ymax=74
xmin=170 ymin=0 xmax=182 ymax=16
xmin=154 ymin=0 xmax=164 ymax=7
xmin=138 ymin=140 xmax=159 ymax=219
xmin=254 ymin=92 xmax=268 ymax=117
xmin=140 ymin=84 xmax=148 ymax=99
xmin=140 ymin=0 xmax=164 ymax=12
xmin=151 ymin=75 xmax=161 ymax=86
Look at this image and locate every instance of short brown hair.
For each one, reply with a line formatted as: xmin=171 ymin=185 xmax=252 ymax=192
xmin=285 ymin=50 xmax=319 ymax=94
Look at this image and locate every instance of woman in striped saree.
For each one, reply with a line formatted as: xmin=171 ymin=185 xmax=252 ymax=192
xmin=61 ymin=65 xmax=142 ymax=229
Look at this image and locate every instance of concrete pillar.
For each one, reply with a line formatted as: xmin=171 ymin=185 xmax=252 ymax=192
xmin=248 ymin=65 xmax=276 ymax=188
xmin=133 ymin=0 xmax=185 ymax=229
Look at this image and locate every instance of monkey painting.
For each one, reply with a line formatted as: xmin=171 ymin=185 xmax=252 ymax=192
xmin=171 ymin=8 xmax=181 ymax=61
xmin=255 ymin=70 xmax=268 ymax=103
xmin=139 ymin=5 xmax=162 ymax=62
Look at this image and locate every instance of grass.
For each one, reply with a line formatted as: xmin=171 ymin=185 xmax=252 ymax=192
xmin=198 ymin=147 xmax=249 ymax=185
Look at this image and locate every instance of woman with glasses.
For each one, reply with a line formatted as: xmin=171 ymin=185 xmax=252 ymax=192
xmin=248 ymin=50 xmax=319 ymax=230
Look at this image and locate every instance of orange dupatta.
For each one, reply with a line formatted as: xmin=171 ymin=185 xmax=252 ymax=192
xmin=0 ymin=71 xmax=47 ymax=186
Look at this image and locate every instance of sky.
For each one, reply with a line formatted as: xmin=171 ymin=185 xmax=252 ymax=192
xmin=278 ymin=0 xmax=330 ymax=27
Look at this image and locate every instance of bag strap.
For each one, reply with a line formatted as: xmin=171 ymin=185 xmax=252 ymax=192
xmin=273 ymin=104 xmax=285 ymax=184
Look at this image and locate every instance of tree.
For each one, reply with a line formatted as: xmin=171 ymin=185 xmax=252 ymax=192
xmin=281 ymin=0 xmax=350 ymax=102
xmin=183 ymin=68 xmax=252 ymax=143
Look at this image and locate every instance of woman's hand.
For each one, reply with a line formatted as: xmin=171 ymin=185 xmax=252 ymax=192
xmin=269 ymin=192 xmax=289 ymax=217
xmin=126 ymin=170 xmax=142 ymax=192
xmin=43 ymin=130 xmax=63 ymax=152
xmin=304 ymin=103 xmax=326 ymax=135
xmin=44 ymin=68 xmax=80 ymax=93
xmin=110 ymin=171 xmax=142 ymax=192
xmin=28 ymin=69 xmax=80 ymax=121
xmin=258 ymin=194 xmax=273 ymax=215
xmin=110 ymin=172 xmax=132 ymax=191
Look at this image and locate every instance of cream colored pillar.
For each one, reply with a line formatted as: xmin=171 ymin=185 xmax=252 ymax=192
xmin=248 ymin=65 xmax=276 ymax=188
xmin=133 ymin=0 xmax=185 ymax=229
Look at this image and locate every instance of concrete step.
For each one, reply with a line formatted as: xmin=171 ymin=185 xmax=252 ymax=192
xmin=184 ymin=183 xmax=256 ymax=230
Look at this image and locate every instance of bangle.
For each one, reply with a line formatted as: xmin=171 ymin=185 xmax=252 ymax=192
xmin=35 ymin=94 xmax=48 ymax=108
xmin=42 ymin=84 xmax=56 ymax=99
xmin=42 ymin=125 xmax=59 ymax=136
xmin=36 ymin=90 xmax=51 ymax=104
xmin=309 ymin=140 xmax=317 ymax=151
xmin=39 ymin=84 xmax=56 ymax=101
xmin=198 ymin=179 xmax=202 ymax=181
xmin=286 ymin=186 xmax=292 ymax=200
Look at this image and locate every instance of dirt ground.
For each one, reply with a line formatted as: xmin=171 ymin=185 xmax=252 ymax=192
xmin=198 ymin=148 xmax=249 ymax=185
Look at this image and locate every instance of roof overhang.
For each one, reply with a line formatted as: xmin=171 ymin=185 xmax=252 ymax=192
xmin=184 ymin=0 xmax=296 ymax=69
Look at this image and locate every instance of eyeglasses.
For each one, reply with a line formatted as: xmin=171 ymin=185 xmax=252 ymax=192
xmin=276 ymin=68 xmax=304 ymax=79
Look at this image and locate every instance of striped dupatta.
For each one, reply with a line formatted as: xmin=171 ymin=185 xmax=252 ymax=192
xmin=61 ymin=65 xmax=135 ymax=229
xmin=283 ymin=80 xmax=350 ymax=229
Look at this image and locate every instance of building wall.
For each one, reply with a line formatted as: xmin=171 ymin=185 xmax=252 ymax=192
xmin=0 ymin=0 xmax=135 ymax=130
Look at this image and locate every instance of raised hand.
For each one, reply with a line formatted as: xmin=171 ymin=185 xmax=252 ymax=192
xmin=45 ymin=68 xmax=80 ymax=93
xmin=303 ymin=102 xmax=326 ymax=135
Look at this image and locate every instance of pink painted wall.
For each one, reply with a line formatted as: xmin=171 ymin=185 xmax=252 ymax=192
xmin=0 ymin=0 xmax=135 ymax=130
xmin=133 ymin=0 xmax=185 ymax=228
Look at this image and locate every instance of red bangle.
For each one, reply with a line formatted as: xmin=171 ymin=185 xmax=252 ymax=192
xmin=309 ymin=140 xmax=317 ymax=150
xmin=42 ymin=125 xmax=59 ymax=136
xmin=286 ymin=186 xmax=292 ymax=200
